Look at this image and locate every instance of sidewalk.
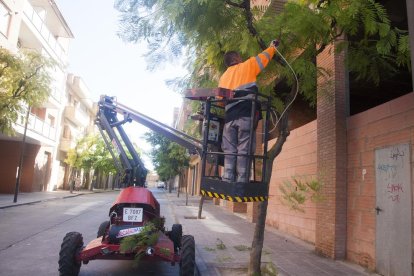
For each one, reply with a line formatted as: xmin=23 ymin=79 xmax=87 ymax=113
xmin=165 ymin=192 xmax=377 ymax=276
xmin=0 ymin=189 xmax=105 ymax=209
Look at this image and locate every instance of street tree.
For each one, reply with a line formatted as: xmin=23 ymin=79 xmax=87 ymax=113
xmin=145 ymin=131 xmax=189 ymax=192
xmin=65 ymin=134 xmax=118 ymax=191
xmin=0 ymin=48 xmax=56 ymax=135
xmin=115 ymin=0 xmax=410 ymax=274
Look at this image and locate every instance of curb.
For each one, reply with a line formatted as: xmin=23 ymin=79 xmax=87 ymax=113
xmin=0 ymin=193 xmax=83 ymax=210
xmin=0 ymin=189 xmax=117 ymax=210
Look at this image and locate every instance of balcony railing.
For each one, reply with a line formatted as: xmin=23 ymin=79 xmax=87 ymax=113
xmin=16 ymin=111 xmax=57 ymax=141
xmin=22 ymin=1 xmax=67 ymax=63
xmin=64 ymin=106 xmax=90 ymax=126
xmin=60 ymin=138 xmax=76 ymax=152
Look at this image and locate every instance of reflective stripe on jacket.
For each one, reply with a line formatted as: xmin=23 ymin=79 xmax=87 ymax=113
xmin=218 ymin=46 xmax=276 ymax=91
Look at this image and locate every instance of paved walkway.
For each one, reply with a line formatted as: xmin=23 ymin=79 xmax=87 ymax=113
xmin=0 ymin=189 xmax=378 ymax=276
xmin=164 ymin=192 xmax=377 ymax=276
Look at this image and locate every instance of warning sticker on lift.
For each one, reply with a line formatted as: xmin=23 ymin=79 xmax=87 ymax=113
xmin=208 ymin=120 xmax=220 ymax=142
xmin=116 ymin=227 xmax=143 ymax=238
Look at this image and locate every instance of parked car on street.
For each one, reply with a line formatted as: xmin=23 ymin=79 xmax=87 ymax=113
xmin=157 ymin=182 xmax=165 ymax=189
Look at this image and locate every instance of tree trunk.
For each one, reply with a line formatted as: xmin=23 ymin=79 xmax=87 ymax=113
xmin=198 ymin=196 xmax=204 ymax=219
xmin=177 ymin=173 xmax=181 ymax=198
xmin=69 ymin=167 xmax=75 ymax=194
xmin=248 ymin=200 xmax=268 ymax=273
xmin=168 ymin=178 xmax=173 ymax=193
xmin=185 ymin=170 xmax=189 ymax=206
xmin=248 ymin=87 xmax=293 ymax=275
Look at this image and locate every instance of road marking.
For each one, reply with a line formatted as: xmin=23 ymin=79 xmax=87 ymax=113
xmin=64 ymin=201 xmax=103 ymax=215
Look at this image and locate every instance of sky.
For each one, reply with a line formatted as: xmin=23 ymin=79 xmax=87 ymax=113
xmin=55 ymin=0 xmax=187 ymax=170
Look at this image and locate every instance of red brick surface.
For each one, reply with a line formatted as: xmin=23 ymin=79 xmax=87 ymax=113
xmin=346 ymin=92 xmax=414 ymax=269
xmin=266 ymin=120 xmax=317 ymax=244
xmin=226 ymin=201 xmax=247 ymax=213
xmin=315 ymin=42 xmax=348 ymax=259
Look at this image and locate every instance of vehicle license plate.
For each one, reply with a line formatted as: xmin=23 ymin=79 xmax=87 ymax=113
xmin=123 ymin=207 xmax=143 ymax=222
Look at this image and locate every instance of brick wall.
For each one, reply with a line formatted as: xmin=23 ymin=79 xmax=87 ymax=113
xmin=266 ymin=120 xmax=317 ymax=243
xmin=315 ymin=42 xmax=348 ymax=259
xmin=346 ymin=92 xmax=414 ymax=270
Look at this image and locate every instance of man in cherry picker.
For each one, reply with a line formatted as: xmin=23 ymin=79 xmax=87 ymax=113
xmin=219 ymin=39 xmax=279 ymax=183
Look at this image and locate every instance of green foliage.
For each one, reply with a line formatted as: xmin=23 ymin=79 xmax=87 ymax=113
xmin=0 ymin=48 xmax=56 ymax=135
xmin=159 ymin=247 xmax=171 ymax=257
xmin=204 ymin=246 xmax=216 ymax=252
xmin=279 ymin=175 xmax=324 ymax=212
xmin=120 ymin=222 xmax=160 ymax=252
xmin=234 ymin=245 xmax=251 ymax=251
xmin=115 ymin=0 xmax=410 ymax=110
xmin=261 ymin=261 xmax=278 ymax=276
xmin=145 ymin=131 xmax=189 ymax=181
xmin=119 ymin=220 xmax=163 ymax=265
xmin=216 ymin=238 xmax=226 ymax=250
xmin=216 ymin=256 xmax=233 ymax=263
xmin=64 ymin=134 xmax=118 ymax=174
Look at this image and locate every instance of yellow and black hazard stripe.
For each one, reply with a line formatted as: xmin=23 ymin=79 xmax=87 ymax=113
xmin=201 ymin=190 xmax=268 ymax=202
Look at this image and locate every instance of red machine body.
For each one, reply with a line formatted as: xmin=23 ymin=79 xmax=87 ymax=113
xmin=78 ymin=187 xmax=174 ymax=263
xmin=109 ymin=186 xmax=160 ymax=215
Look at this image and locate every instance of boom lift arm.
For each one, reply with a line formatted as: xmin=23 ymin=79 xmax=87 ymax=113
xmin=96 ymin=95 xmax=203 ymax=187
xmin=96 ymin=92 xmax=271 ymax=202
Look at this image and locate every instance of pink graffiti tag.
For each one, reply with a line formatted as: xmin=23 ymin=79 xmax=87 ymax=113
xmin=388 ymin=194 xmax=400 ymax=202
xmin=387 ymin=183 xmax=404 ymax=193
xmin=387 ymin=183 xmax=404 ymax=203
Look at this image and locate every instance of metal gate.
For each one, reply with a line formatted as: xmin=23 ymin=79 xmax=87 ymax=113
xmin=375 ymin=143 xmax=412 ymax=276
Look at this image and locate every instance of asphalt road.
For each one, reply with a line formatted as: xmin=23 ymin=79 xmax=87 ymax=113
xmin=0 ymin=188 xmax=181 ymax=276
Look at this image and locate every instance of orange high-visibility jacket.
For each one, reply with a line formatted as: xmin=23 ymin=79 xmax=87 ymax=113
xmin=218 ymin=46 xmax=276 ymax=122
xmin=218 ymin=46 xmax=276 ymax=91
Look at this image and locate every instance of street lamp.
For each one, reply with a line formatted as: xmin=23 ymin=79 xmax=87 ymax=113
xmin=13 ymin=107 xmax=30 ymax=203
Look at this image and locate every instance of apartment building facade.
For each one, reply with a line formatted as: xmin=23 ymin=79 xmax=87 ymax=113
xmin=0 ymin=0 xmax=73 ymax=193
xmin=57 ymin=74 xmax=96 ymax=190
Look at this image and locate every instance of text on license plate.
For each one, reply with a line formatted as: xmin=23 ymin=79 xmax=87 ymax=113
xmin=123 ymin=207 xmax=143 ymax=222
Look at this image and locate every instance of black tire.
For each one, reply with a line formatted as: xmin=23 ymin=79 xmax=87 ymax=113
xmin=180 ymin=235 xmax=195 ymax=276
xmin=97 ymin=221 xmax=110 ymax=238
xmin=58 ymin=232 xmax=83 ymax=276
xmin=170 ymin=224 xmax=183 ymax=253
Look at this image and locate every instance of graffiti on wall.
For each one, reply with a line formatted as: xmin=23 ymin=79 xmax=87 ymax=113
xmin=376 ymin=144 xmax=410 ymax=204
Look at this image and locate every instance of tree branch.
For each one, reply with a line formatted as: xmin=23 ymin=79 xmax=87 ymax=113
xmin=267 ymin=85 xmax=296 ymax=161
xmin=242 ymin=0 xmax=267 ymax=50
xmin=0 ymin=63 xmax=10 ymax=78
xmin=225 ymin=0 xmax=244 ymax=9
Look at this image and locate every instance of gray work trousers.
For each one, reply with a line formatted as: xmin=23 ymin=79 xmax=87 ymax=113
xmin=221 ymin=117 xmax=255 ymax=183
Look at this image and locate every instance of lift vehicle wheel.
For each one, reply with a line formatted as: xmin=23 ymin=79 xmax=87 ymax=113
xmin=170 ymin=224 xmax=183 ymax=253
xmin=97 ymin=221 xmax=110 ymax=238
xmin=58 ymin=232 xmax=83 ymax=276
xmin=180 ymin=235 xmax=195 ymax=276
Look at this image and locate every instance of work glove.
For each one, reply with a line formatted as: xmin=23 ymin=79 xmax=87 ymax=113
xmin=270 ymin=39 xmax=280 ymax=48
